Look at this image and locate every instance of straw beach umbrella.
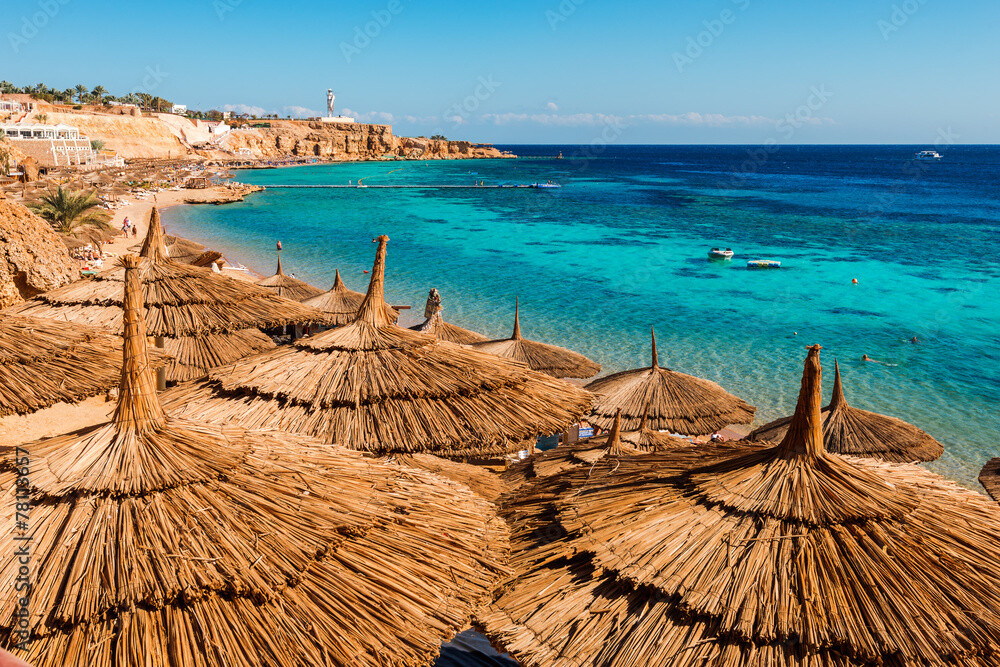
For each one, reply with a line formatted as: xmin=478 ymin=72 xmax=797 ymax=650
xmin=482 ymin=345 xmax=1000 ymax=667
xmin=472 ymin=299 xmax=601 ymax=378
xmin=584 ymin=326 xmax=755 ymax=434
xmin=256 ymin=249 xmax=324 ymax=302
xmin=503 ymin=410 xmax=697 ymax=491
xmin=981 ymin=457 xmax=1000 ymax=503
xmin=0 ymin=255 xmax=508 ymax=667
xmin=11 ymin=208 xmax=327 ymax=382
xmin=411 ymin=288 xmax=489 ymax=345
xmin=163 ymin=235 xmax=593 ymax=458
xmin=302 ymin=268 xmax=398 ymax=326
xmin=747 ymin=359 xmax=943 ymax=462
xmin=0 ymin=313 xmax=166 ymax=417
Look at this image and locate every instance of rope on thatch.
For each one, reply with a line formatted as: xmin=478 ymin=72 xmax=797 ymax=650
xmin=472 ymin=298 xmax=601 ymax=379
xmin=747 ymin=359 xmax=944 ymax=462
xmin=162 ymin=235 xmax=594 ymax=458
xmin=0 ymin=313 xmax=167 ymax=417
xmin=584 ymin=326 xmax=755 ymax=435
xmin=981 ymin=457 xmax=1000 ymax=504
xmin=0 ymin=255 xmax=511 ymax=667
xmin=482 ymin=345 xmax=1000 ymax=667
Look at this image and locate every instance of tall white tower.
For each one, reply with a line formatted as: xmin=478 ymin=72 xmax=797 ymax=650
xmin=326 ymin=89 xmax=335 ymax=118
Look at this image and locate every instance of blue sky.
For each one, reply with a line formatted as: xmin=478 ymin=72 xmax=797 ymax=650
xmin=5 ymin=0 xmax=999 ymax=143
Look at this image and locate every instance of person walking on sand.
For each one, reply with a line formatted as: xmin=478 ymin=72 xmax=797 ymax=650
xmin=132 ymin=224 xmax=138 ymax=238
xmin=122 ymin=217 xmax=131 ymax=238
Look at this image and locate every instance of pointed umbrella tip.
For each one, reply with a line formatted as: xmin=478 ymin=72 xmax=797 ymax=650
xmin=139 ymin=206 xmax=168 ymax=261
xmin=607 ymin=409 xmax=624 ymax=455
xmin=113 ymin=253 xmax=166 ymax=433
xmin=355 ymin=235 xmax=392 ymax=325
xmin=829 ymin=357 xmax=847 ymax=409
xmin=512 ymin=297 xmax=522 ymax=340
xmin=650 ymin=326 xmax=659 ymax=368
xmin=777 ymin=345 xmax=825 ymax=458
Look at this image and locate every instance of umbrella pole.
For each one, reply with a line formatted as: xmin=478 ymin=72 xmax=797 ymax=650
xmin=154 ymin=336 xmax=166 ymax=391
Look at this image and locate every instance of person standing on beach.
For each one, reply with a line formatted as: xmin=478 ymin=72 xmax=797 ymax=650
xmin=122 ymin=216 xmax=131 ymax=238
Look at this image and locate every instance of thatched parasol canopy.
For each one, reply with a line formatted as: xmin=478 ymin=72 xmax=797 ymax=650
xmin=482 ymin=345 xmax=1000 ymax=667
xmin=163 ymin=235 xmax=593 ymax=458
xmin=256 ymin=252 xmax=324 ymax=302
xmin=504 ymin=410 xmax=700 ymax=492
xmin=472 ymin=299 xmax=600 ymax=378
xmin=584 ymin=326 xmax=755 ymax=434
xmin=0 ymin=313 xmax=166 ymax=417
xmin=11 ymin=208 xmax=327 ymax=381
xmin=747 ymin=360 xmax=943 ymax=462
xmin=301 ymin=268 xmax=398 ymax=326
xmin=410 ymin=288 xmax=489 ymax=345
xmin=981 ymin=457 xmax=1000 ymax=504
xmin=0 ymin=255 xmax=508 ymax=667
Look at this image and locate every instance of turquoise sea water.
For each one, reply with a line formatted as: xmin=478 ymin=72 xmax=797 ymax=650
xmin=162 ymin=145 xmax=999 ymax=490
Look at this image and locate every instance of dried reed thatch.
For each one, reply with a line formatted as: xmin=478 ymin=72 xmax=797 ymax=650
xmin=482 ymin=345 xmax=1000 ymax=667
xmin=747 ymin=360 xmax=943 ymax=462
xmin=163 ymin=236 xmax=593 ymax=457
xmin=0 ymin=313 xmax=166 ymax=417
xmin=981 ymin=457 xmax=1000 ymax=504
xmin=584 ymin=326 xmax=755 ymax=434
xmin=301 ymin=268 xmax=398 ymax=326
xmin=503 ymin=410 xmax=701 ymax=492
xmin=256 ymin=252 xmax=324 ymax=302
xmin=472 ymin=299 xmax=601 ymax=378
xmin=0 ymin=255 xmax=509 ymax=667
xmin=11 ymin=208 xmax=327 ymax=381
xmin=390 ymin=454 xmax=506 ymax=502
xmin=411 ymin=288 xmax=489 ymax=345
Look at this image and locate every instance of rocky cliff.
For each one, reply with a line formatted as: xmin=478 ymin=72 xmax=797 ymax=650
xmin=0 ymin=197 xmax=80 ymax=308
xmin=219 ymin=120 xmax=509 ymax=161
xmin=33 ymin=105 xmax=509 ymax=162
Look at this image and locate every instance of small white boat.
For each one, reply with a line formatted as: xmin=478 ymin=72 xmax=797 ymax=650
xmin=747 ymin=259 xmax=782 ymax=269
xmin=532 ymin=181 xmax=561 ymax=189
xmin=915 ymin=150 xmax=942 ymax=160
xmin=708 ymin=247 xmax=734 ymax=259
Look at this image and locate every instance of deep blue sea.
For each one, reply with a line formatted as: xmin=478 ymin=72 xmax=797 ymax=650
xmin=162 ymin=145 xmax=1000 ymax=489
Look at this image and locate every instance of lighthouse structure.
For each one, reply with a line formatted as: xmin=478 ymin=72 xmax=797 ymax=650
xmin=321 ymin=88 xmax=356 ymax=124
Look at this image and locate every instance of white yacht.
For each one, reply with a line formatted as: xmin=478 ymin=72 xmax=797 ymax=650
xmin=915 ymin=150 xmax=942 ymax=160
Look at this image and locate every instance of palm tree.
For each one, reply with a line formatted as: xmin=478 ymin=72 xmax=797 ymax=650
xmin=74 ymin=84 xmax=88 ymax=103
xmin=91 ymin=85 xmax=106 ymax=105
xmin=28 ymin=187 xmax=112 ymax=236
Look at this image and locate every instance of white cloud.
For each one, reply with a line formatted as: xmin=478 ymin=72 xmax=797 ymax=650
xmin=477 ymin=111 xmax=834 ymax=128
xmin=545 ymin=101 xmax=559 ymax=112
xmin=222 ymin=103 xmax=267 ymax=116
xmin=285 ymin=105 xmax=318 ymax=118
xmin=342 ymin=108 xmax=395 ymax=123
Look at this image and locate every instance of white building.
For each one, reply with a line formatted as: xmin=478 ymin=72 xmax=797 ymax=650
xmin=0 ymin=123 xmax=82 ymax=140
xmin=171 ymin=104 xmax=188 ymax=115
xmin=1 ymin=122 xmax=96 ymax=167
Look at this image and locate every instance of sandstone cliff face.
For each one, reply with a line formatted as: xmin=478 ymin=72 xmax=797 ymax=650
xmin=0 ymin=198 xmax=80 ymax=308
xmin=43 ymin=110 xmax=189 ymax=159
xmin=35 ymin=107 xmax=510 ymax=162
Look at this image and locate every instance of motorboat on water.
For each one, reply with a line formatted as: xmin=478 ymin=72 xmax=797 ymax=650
xmin=708 ymin=247 xmax=734 ymax=259
xmin=532 ymin=181 xmax=561 ymax=189
xmin=915 ymin=150 xmax=942 ymax=160
xmin=747 ymin=259 xmax=782 ymax=269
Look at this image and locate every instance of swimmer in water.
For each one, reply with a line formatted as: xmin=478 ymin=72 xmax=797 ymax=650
xmin=911 ymin=336 xmax=919 ymax=343
xmin=862 ymin=354 xmax=871 ymax=361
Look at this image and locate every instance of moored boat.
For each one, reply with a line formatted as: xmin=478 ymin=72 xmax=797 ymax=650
xmin=708 ymin=247 xmax=734 ymax=259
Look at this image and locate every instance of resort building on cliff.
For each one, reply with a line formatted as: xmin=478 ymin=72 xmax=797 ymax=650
xmin=0 ymin=122 xmax=107 ymax=167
